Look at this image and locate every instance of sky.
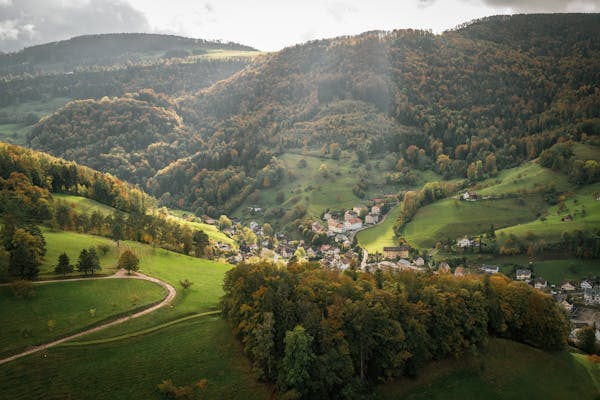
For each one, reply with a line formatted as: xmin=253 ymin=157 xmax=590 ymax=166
xmin=0 ymin=0 xmax=598 ymax=52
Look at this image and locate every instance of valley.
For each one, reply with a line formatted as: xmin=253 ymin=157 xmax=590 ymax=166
xmin=0 ymin=13 xmax=599 ymax=400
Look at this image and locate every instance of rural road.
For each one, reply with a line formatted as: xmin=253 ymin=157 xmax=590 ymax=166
xmin=0 ymin=269 xmax=176 ymax=366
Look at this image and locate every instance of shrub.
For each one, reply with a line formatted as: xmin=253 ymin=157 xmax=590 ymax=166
xmin=11 ymin=280 xmax=36 ymax=299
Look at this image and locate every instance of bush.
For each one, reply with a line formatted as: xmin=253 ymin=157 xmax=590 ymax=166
xmin=11 ymin=280 xmax=36 ymax=299
xmin=180 ymin=279 xmax=193 ymax=290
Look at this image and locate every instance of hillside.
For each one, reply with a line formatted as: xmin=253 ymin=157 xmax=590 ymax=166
xmin=0 ymin=33 xmax=257 ymax=76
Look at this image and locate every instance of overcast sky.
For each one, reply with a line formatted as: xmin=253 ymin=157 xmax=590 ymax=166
xmin=0 ymin=0 xmax=598 ymax=52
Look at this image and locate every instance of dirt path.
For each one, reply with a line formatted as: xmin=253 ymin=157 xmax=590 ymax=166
xmin=0 ymin=269 xmax=176 ymax=366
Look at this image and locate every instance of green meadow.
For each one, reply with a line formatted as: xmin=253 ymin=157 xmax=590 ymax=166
xmin=401 ymin=196 xmax=545 ymax=248
xmin=0 ymin=278 xmax=165 ymax=359
xmin=377 ymin=338 xmax=600 ymax=400
xmin=0 ymin=317 xmax=270 ymax=400
xmin=356 ymin=205 xmax=401 ymax=253
xmin=476 ymin=162 xmax=571 ymax=196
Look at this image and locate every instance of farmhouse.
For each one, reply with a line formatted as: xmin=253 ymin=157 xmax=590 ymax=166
xmin=481 ymin=264 xmax=499 ymax=274
xmin=383 ymin=245 xmax=409 ymax=259
xmin=438 ymin=262 xmax=451 ymax=274
xmin=344 ymin=217 xmax=363 ymax=231
xmin=584 ymin=286 xmax=600 ymax=305
xmin=534 ymin=277 xmax=548 ymax=290
xmin=454 ymin=267 xmax=465 ymax=277
xmin=414 ymin=257 xmax=425 ymax=266
xmin=516 ymin=269 xmax=532 ymax=281
xmin=371 ymin=205 xmax=382 ymax=215
xmin=581 ymin=280 xmax=594 ymax=290
xmin=561 ymin=282 xmax=576 ymax=292
xmin=462 ymin=191 xmax=478 ymax=201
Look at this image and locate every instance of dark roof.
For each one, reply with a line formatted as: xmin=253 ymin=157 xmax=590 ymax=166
xmin=383 ymin=246 xmax=409 ymax=251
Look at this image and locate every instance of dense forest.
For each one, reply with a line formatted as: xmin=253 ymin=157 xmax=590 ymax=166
xmin=21 ymin=14 xmax=600 ymax=220
xmin=222 ymin=261 xmax=569 ymax=399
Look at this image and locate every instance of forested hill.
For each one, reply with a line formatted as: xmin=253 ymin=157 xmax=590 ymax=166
xmin=0 ymin=33 xmax=257 ymax=76
xmin=27 ymin=14 xmax=600 ymax=218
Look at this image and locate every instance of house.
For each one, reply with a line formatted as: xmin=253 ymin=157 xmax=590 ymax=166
xmin=414 ymin=257 xmax=425 ymax=266
xmin=247 ymin=206 xmax=263 ymax=213
xmin=327 ymin=219 xmax=346 ymax=234
xmin=249 ymin=221 xmax=260 ymax=232
xmin=334 ymin=234 xmax=348 ymax=243
xmin=323 ymin=212 xmax=332 ymax=220
xmin=457 ymin=237 xmax=472 ymax=248
xmin=561 ymin=300 xmax=574 ymax=313
xmin=353 ymin=206 xmax=366 ymax=215
xmin=561 ymin=214 xmax=573 ymax=222
xmin=534 ymin=277 xmax=548 ymax=290
xmin=462 ymin=191 xmax=478 ymax=201
xmin=481 ymin=264 xmax=499 ymax=274
xmin=203 ymin=217 xmax=217 ymax=225
xmin=454 ymin=267 xmax=465 ymax=277
xmin=584 ymin=286 xmax=600 ymax=305
xmin=516 ymin=269 xmax=532 ymax=281
xmin=581 ymin=280 xmax=594 ymax=290
xmin=344 ymin=217 xmax=363 ymax=231
xmin=371 ymin=205 xmax=382 ymax=215
xmin=438 ymin=262 xmax=451 ymax=273
xmin=311 ymin=221 xmax=325 ymax=233
xmin=561 ymin=282 xmax=576 ymax=292
xmin=383 ymin=246 xmax=409 ymax=259
xmin=365 ymin=214 xmax=379 ymax=224
xmin=344 ymin=210 xmax=358 ymax=221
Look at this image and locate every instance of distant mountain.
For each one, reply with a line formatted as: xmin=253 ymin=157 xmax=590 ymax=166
xmin=26 ymin=14 xmax=600 ymax=220
xmin=0 ymin=33 xmax=257 ymax=76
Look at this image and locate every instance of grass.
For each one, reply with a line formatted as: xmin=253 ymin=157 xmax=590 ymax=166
xmin=40 ymin=228 xmax=121 ymax=278
xmin=73 ymin=240 xmax=232 ymax=340
xmin=356 ymin=205 xmax=401 ymax=253
xmin=401 ymin=196 xmax=546 ymax=248
xmin=476 ymin=162 xmax=571 ymax=197
xmin=573 ymin=143 xmax=600 ymax=162
xmin=0 ymin=278 xmax=165 ymax=358
xmin=168 ymin=209 xmax=235 ymax=245
xmin=53 ymin=193 xmax=116 ymax=215
xmin=0 ymin=316 xmax=270 ymax=400
xmin=377 ymin=338 xmax=600 ymax=400
xmin=497 ymin=182 xmax=600 ymax=244
xmin=233 ymin=152 xmax=439 ymax=226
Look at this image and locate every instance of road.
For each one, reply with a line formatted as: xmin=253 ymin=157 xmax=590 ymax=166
xmin=0 ymin=269 xmax=176 ymax=366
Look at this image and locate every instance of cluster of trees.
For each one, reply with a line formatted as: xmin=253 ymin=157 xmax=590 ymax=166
xmin=539 ymin=141 xmax=600 ymax=185
xmin=27 ymin=93 xmax=195 ymax=186
xmin=222 ymin=262 xmax=569 ymax=399
xmin=1 ymin=223 xmax=46 ymax=280
xmin=0 ymin=143 xmax=152 ymax=214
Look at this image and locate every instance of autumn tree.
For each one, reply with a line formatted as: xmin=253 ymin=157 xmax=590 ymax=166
xmin=118 ymin=249 xmax=139 ymax=275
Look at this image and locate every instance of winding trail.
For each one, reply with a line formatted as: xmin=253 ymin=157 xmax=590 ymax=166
xmin=0 ymin=269 xmax=176 ymax=366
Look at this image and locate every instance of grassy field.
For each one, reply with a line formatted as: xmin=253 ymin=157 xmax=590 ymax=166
xmin=0 ymin=279 xmax=165 ymax=358
xmin=476 ymin=162 xmax=571 ymax=196
xmin=54 ymin=193 xmax=116 ymax=215
xmin=168 ymin=209 xmax=235 ymax=245
xmin=40 ymin=228 xmax=121 ymax=278
xmin=497 ymin=182 xmax=600 ymax=244
xmin=401 ymin=196 xmax=546 ymax=248
xmin=377 ymin=338 xmax=600 ymax=400
xmin=233 ymin=152 xmax=439 ymax=225
xmin=71 ymin=240 xmax=232 ymax=340
xmin=0 ymin=316 xmax=270 ymax=400
xmin=356 ymin=205 xmax=401 ymax=253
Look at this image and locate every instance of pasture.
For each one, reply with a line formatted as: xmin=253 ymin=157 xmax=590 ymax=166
xmin=0 ymin=278 xmax=165 ymax=359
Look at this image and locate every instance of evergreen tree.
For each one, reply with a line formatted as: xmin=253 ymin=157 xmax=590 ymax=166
xmin=54 ymin=252 xmax=74 ymax=277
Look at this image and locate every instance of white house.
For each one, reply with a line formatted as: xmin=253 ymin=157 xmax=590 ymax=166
xmin=516 ymin=269 xmax=532 ymax=281
xmin=328 ymin=219 xmax=346 ymax=234
xmin=414 ymin=257 xmax=425 ymax=266
xmin=344 ymin=217 xmax=363 ymax=231
xmin=344 ymin=210 xmax=358 ymax=221
xmin=584 ymin=286 xmax=600 ymax=305
xmin=365 ymin=214 xmax=379 ymax=224
xmin=481 ymin=264 xmax=499 ymax=274
xmin=457 ymin=237 xmax=473 ymax=248
xmin=561 ymin=299 xmax=574 ymax=313
xmin=353 ymin=206 xmax=366 ymax=215
xmin=371 ymin=205 xmax=382 ymax=215
xmin=534 ymin=277 xmax=548 ymax=290
xmin=438 ymin=262 xmax=451 ymax=273
xmin=581 ymin=280 xmax=593 ymax=290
